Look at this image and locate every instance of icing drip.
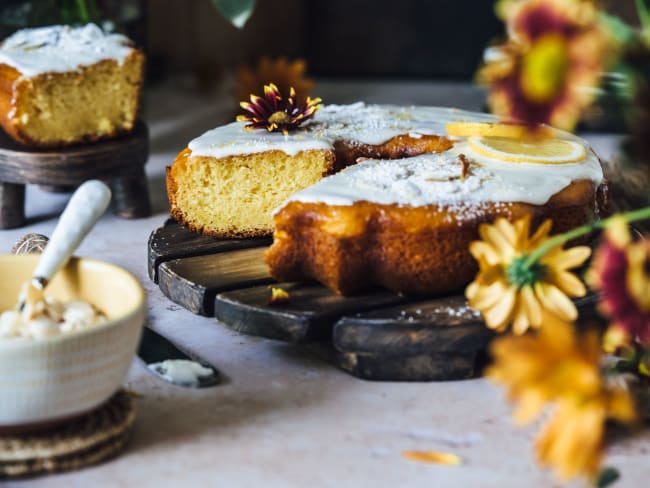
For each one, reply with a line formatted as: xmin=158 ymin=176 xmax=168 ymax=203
xmin=0 ymin=24 xmax=134 ymax=77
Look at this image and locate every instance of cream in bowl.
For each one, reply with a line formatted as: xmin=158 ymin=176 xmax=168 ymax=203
xmin=0 ymin=254 xmax=145 ymax=430
xmin=0 ymin=296 xmax=107 ymax=339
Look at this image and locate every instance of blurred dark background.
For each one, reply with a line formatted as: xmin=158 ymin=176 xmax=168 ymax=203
xmin=0 ymin=0 xmax=639 ymax=84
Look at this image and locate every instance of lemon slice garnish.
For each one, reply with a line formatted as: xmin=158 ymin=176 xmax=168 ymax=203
xmin=467 ymin=136 xmax=586 ymax=164
xmin=446 ymin=121 xmax=554 ymax=139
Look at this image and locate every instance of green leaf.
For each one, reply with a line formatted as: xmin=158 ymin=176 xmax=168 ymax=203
xmin=599 ymin=12 xmax=637 ymax=46
xmin=210 ymin=0 xmax=256 ymax=29
xmin=597 ymin=467 xmax=621 ymax=488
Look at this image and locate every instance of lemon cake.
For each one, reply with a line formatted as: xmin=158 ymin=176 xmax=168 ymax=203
xmin=265 ymin=124 xmax=607 ymax=295
xmin=167 ymin=104 xmax=467 ymax=237
xmin=0 ymin=24 xmax=144 ymax=147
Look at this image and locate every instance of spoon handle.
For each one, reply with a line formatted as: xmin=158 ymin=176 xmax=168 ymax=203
xmin=32 ymin=180 xmax=111 ymax=287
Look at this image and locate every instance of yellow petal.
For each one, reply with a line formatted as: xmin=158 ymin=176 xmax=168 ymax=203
xmin=466 ymin=279 xmax=507 ymax=310
xmin=543 ymin=246 xmax=591 ymax=270
xmin=548 ymin=270 xmax=586 ymax=297
xmin=484 ymin=286 xmax=517 ymax=330
xmin=511 ymin=302 xmax=530 ymax=335
xmin=402 ymin=450 xmax=463 ymax=465
xmin=528 ymin=219 xmax=552 ymax=249
xmin=469 ymin=240 xmax=502 ymax=264
xmin=479 ymin=223 xmax=515 ymax=259
xmin=534 ymin=282 xmax=578 ymax=322
xmin=520 ymin=285 xmax=543 ymax=328
xmin=513 ymin=389 xmax=547 ymax=425
xmin=607 ymin=389 xmax=637 ymax=424
xmin=494 ymin=218 xmax=518 ymax=246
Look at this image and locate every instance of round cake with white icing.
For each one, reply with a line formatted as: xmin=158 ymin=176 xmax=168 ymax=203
xmin=0 ymin=24 xmax=144 ymax=147
xmin=167 ymin=103 xmax=606 ymax=295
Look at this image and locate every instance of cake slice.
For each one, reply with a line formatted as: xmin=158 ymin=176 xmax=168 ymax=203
xmin=265 ymin=136 xmax=608 ymax=295
xmin=166 ymin=104 xmax=456 ymax=237
xmin=0 ymin=24 xmax=144 ymax=147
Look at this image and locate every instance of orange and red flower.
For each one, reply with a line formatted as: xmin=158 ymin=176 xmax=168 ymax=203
xmin=588 ymin=218 xmax=650 ymax=346
xmin=480 ymin=0 xmax=610 ymax=131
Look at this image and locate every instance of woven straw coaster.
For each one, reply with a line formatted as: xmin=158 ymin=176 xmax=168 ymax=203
xmin=0 ymin=390 xmax=135 ymax=479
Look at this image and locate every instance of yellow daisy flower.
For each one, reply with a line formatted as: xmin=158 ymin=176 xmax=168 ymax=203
xmin=466 ymin=216 xmax=591 ymax=334
xmin=488 ymin=321 xmax=637 ymax=482
xmin=536 ymin=391 xmax=636 ymax=483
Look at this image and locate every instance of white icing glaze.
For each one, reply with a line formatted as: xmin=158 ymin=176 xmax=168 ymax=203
xmin=280 ymin=141 xmax=603 ymax=209
xmin=0 ymin=24 xmax=134 ymax=77
xmin=186 ymin=102 xmax=603 ymax=209
xmin=188 ymin=104 xmax=496 ymax=158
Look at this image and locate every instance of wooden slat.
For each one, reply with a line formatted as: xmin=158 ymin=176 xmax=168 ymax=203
xmin=306 ymin=344 xmax=479 ymax=381
xmin=0 ymin=121 xmax=149 ymax=185
xmin=158 ymin=247 xmax=274 ymax=315
xmin=147 ymin=220 xmax=271 ymax=282
xmin=215 ymin=283 xmax=414 ymax=343
xmin=333 ymin=296 xmax=492 ymax=355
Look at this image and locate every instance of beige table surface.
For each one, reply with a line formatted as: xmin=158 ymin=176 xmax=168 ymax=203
xmin=2 ymin=81 xmax=648 ymax=488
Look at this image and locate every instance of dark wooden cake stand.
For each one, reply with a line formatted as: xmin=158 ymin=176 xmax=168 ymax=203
xmin=147 ymin=219 xmax=602 ymax=381
xmin=0 ymin=122 xmax=151 ymax=229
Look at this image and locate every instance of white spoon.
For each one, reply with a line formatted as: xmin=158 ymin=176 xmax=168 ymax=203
xmin=18 ymin=180 xmax=112 ymax=314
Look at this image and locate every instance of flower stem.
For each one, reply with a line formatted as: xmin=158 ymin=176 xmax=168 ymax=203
xmin=523 ymin=206 xmax=650 ymax=268
xmin=636 ymin=0 xmax=650 ymax=33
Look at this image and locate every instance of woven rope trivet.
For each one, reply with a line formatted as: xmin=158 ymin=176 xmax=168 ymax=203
xmin=0 ymin=390 xmax=135 ymax=478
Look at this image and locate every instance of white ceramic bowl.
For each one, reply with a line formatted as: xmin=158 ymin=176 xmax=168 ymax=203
xmin=0 ymin=254 xmax=145 ymax=430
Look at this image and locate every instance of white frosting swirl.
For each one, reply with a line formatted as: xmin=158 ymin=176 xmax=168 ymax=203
xmin=0 ymin=24 xmax=134 ymax=77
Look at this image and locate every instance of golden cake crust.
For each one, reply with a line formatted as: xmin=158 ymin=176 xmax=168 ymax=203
xmin=265 ymin=179 xmax=609 ymax=296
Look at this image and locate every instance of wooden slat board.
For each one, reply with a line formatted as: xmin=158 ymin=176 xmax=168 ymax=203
xmin=158 ymin=247 xmax=274 ymax=316
xmin=147 ymin=219 xmax=272 ymax=282
xmin=147 ymin=219 xmax=593 ymax=381
xmin=215 ymin=283 xmax=414 ymax=343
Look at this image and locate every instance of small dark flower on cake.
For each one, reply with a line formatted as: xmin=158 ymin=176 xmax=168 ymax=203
xmin=235 ymin=57 xmax=314 ymax=107
xmin=588 ymin=218 xmax=650 ymax=346
xmin=268 ymin=287 xmax=290 ymax=306
xmin=237 ymin=83 xmax=321 ymax=135
xmin=479 ymin=0 xmax=609 ymax=131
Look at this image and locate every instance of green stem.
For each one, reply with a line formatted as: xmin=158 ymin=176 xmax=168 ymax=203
xmin=636 ymin=0 xmax=650 ymax=32
xmin=75 ymin=0 xmax=90 ymax=23
xmin=522 ymin=206 xmax=650 ymax=268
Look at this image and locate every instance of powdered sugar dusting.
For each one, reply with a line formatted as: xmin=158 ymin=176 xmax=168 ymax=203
xmin=283 ymin=141 xmax=603 ymax=209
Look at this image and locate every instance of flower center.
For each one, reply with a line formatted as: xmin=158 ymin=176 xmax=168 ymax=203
xmin=268 ymin=111 xmax=291 ymax=125
xmin=507 ymin=255 xmax=546 ymax=287
xmin=520 ymin=33 xmax=569 ymax=103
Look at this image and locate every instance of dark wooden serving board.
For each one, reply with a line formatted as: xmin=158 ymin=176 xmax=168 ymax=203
xmin=148 ymin=219 xmax=598 ymax=381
